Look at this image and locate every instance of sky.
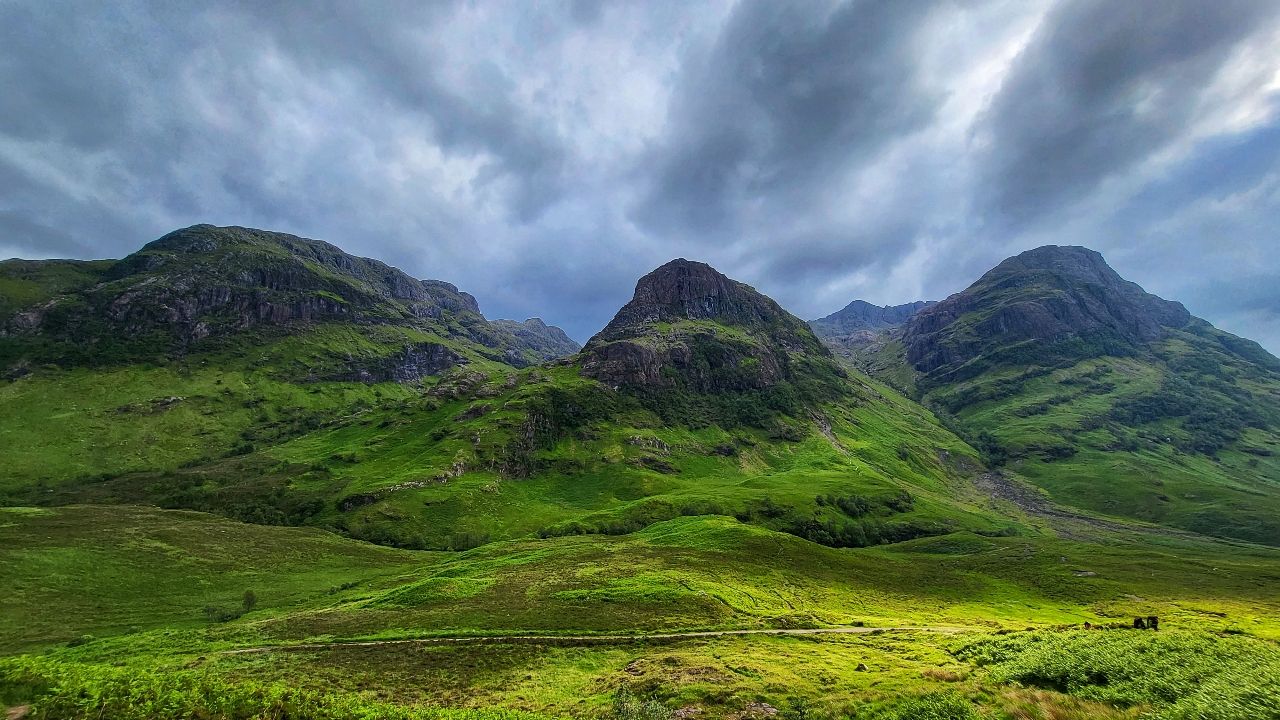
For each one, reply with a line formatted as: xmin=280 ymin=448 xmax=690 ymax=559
xmin=2 ymin=1 xmax=1280 ymax=353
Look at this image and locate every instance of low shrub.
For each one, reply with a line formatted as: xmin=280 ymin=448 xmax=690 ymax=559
xmin=0 ymin=657 xmax=553 ymax=720
xmin=882 ymin=692 xmax=977 ymax=720
xmin=955 ymin=630 xmax=1280 ymax=719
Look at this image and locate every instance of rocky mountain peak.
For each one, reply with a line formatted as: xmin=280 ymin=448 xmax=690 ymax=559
xmin=1 ymin=224 xmax=576 ymax=373
xmin=590 ymin=259 xmax=801 ymax=345
xmin=580 ymin=260 xmax=840 ymax=398
xmin=630 ymin=258 xmax=739 ymax=315
xmin=903 ymin=244 xmax=1193 ymax=381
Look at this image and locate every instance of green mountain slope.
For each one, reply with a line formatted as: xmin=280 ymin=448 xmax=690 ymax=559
xmin=862 ymin=245 xmax=1280 ymax=544
xmin=0 ymin=224 xmax=579 ymax=501
xmin=1 ymin=251 xmax=1009 ymax=551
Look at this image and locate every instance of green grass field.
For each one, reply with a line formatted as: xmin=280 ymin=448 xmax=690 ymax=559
xmin=4 ymin=504 xmax=1279 ymax=719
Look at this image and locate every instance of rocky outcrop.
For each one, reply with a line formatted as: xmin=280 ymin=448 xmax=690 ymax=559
xmin=903 ymin=245 xmax=1192 ymax=381
xmin=320 ymin=342 xmax=466 ymax=383
xmin=580 ymin=333 xmax=788 ymax=392
xmin=579 ymin=259 xmax=838 ymax=395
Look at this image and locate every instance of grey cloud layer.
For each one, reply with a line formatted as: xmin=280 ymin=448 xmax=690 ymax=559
xmin=2 ymin=0 xmax=1279 ymax=353
xmin=979 ymin=0 xmax=1279 ymax=224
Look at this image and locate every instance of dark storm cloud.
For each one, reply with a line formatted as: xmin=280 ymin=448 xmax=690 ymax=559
xmin=979 ymin=0 xmax=1280 ymax=226
xmin=2 ymin=0 xmax=1280 ymax=352
xmin=748 ymin=225 xmax=920 ymax=288
xmin=635 ymin=0 xmax=940 ymax=240
xmin=220 ymin=0 xmax=570 ymax=221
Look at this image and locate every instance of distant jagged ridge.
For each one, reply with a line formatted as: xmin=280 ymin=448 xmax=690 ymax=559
xmin=810 ymin=300 xmax=935 ymax=337
xmin=491 ymin=318 xmax=581 ymax=361
xmin=807 ymin=300 xmax=934 ymax=380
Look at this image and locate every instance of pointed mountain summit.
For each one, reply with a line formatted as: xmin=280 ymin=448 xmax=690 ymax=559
xmin=880 ymin=244 xmax=1280 ymax=544
xmin=580 ymin=259 xmax=843 ymax=411
xmin=589 ymin=259 xmax=817 ymax=346
xmin=904 ymin=245 xmax=1195 ymax=383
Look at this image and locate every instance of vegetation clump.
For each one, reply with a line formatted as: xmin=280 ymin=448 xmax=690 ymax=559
xmin=956 ymin=630 xmax=1280 ymax=719
xmin=0 ymin=657 xmax=553 ymax=720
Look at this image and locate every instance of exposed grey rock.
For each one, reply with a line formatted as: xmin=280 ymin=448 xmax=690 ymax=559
xmin=320 ymin=342 xmax=465 ymax=384
xmin=579 ymin=259 xmax=837 ymax=393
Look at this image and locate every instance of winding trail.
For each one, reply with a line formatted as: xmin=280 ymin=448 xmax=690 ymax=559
xmin=219 ymin=625 xmax=973 ymax=655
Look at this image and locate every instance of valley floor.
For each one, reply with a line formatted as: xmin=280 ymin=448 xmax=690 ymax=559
xmin=3 ymin=503 xmax=1279 ymax=719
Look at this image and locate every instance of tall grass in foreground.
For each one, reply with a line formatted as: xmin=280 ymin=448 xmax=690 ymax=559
xmin=956 ymin=630 xmax=1280 ymax=719
xmin=0 ymin=657 xmax=556 ymax=720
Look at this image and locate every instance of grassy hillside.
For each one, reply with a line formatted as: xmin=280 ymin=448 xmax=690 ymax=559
xmin=0 ymin=505 xmax=430 ymax=651
xmin=0 ymin=322 xmax=520 ymax=497
xmin=0 ymin=251 xmax=1021 ymax=551
xmin=912 ymin=328 xmax=1280 ymax=545
xmin=4 ymin=238 xmax=1279 ymax=719
xmin=0 ymin=341 xmax=1011 ymax=550
xmin=0 ymin=259 xmax=116 ymax=320
xmin=847 ymin=246 xmax=1280 ymax=545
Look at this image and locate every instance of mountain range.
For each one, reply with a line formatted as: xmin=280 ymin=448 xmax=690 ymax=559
xmin=5 ymin=224 xmax=1280 ymax=719
xmin=3 ymin=226 xmax=1278 ymax=547
xmin=0 ymin=224 xmax=580 ymax=376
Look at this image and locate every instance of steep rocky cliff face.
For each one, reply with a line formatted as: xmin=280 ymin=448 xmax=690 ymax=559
xmin=315 ymin=342 xmax=466 ymax=383
xmin=579 ymin=260 xmax=844 ymax=413
xmin=0 ymin=225 xmax=572 ymax=374
xmin=903 ymin=245 xmax=1192 ymax=384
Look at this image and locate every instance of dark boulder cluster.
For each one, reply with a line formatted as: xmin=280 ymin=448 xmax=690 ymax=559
xmin=1082 ymin=615 xmax=1159 ymax=631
